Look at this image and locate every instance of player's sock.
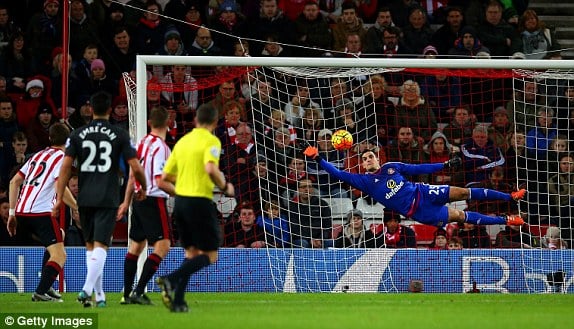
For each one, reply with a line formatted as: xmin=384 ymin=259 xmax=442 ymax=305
xmin=469 ymin=188 xmax=512 ymax=201
xmin=35 ymin=261 xmax=61 ymax=294
xmin=82 ymin=247 xmax=107 ymax=295
xmin=134 ymin=253 xmax=162 ymax=295
xmin=42 ymin=249 xmax=50 ymax=266
xmin=94 ymin=273 xmax=105 ymax=302
xmin=464 ymin=211 xmax=507 ymax=225
xmin=166 ymin=254 xmax=210 ymax=283
xmin=123 ymin=252 xmax=139 ymax=298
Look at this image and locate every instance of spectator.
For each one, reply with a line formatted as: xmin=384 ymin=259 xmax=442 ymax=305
xmin=50 ymin=50 xmax=82 ymax=112
xmin=442 ymin=105 xmax=475 ymax=148
xmin=299 ymin=107 xmax=325 ymax=143
xmin=402 ymin=7 xmax=434 ymax=55
xmin=394 ymin=80 xmax=438 ymax=144
xmin=364 ymin=75 xmax=395 ymax=146
xmin=335 ymin=209 xmax=380 ymax=248
xmin=208 ymin=81 xmax=240 ymax=119
xmin=460 ymin=125 xmax=505 ymax=184
xmin=245 ymin=156 xmax=281 ymax=208
xmin=0 ymin=97 xmax=19 ymax=166
xmin=488 ymin=106 xmax=513 ymax=150
xmin=423 ymin=131 xmax=460 ymax=185
xmin=103 ymin=26 xmax=136 ymax=85
xmin=448 ymin=236 xmax=463 ymax=250
xmin=64 ymin=174 xmax=84 ymax=246
xmin=73 ymin=44 xmax=99 ymax=87
xmin=545 ymin=135 xmax=569 ymax=177
xmin=157 ymin=28 xmax=188 ymax=56
xmin=308 ymin=129 xmax=348 ymax=198
xmin=263 ymin=127 xmax=298 ymax=183
xmin=378 ymin=25 xmax=411 ymax=57
xmin=293 ymin=1 xmax=333 ymax=57
xmin=25 ymin=103 xmax=57 ymax=153
xmin=387 ymin=126 xmax=428 ymax=182
xmin=431 ymin=6 xmax=465 ymax=56
xmin=476 ymin=0 xmax=522 ymax=58
xmin=0 ymin=5 xmax=21 ymax=53
xmin=177 ymin=2 xmax=205 ymax=46
xmin=364 ymin=7 xmax=395 ymax=55
xmin=263 ymin=109 xmax=297 ymax=148
xmin=187 ymin=26 xmax=222 ymax=56
xmin=419 ymin=70 xmax=463 ymax=123
xmin=428 ymin=228 xmax=448 ymax=250
xmin=69 ymin=0 xmax=98 ymax=62
xmin=496 ymin=224 xmax=540 ymax=248
xmin=215 ymin=100 xmax=246 ymax=146
xmin=284 ymin=82 xmax=319 ymax=128
xmin=134 ymin=1 xmax=170 ymax=55
xmin=448 ymin=25 xmax=490 ymax=58
xmin=332 ymin=1 xmax=366 ymax=52
xmin=86 ymin=59 xmax=117 ymax=97
xmin=506 ymin=79 xmax=542 ymax=132
xmin=280 ymin=155 xmax=316 ymax=201
xmin=14 ymin=77 xmax=56 ymax=130
xmin=208 ymin=0 xmax=248 ymax=56
xmin=518 ymin=9 xmax=560 ymax=59
xmin=223 ymin=202 xmax=266 ymax=248
xmin=525 ymin=107 xmax=558 ymax=158
xmin=64 ymin=95 xmax=93 ymax=130
xmin=547 ymin=152 xmax=574 ymax=237
xmin=99 ymin=2 xmax=128 ymax=50
xmin=555 ymin=83 xmax=574 ymax=140
xmin=248 ymin=80 xmax=281 ymax=134
xmin=256 ymin=199 xmax=290 ymax=247
xmin=259 ymin=33 xmax=291 ymax=57
xmin=541 ymin=226 xmax=568 ymax=250
xmin=110 ymin=96 xmax=129 ymax=131
xmin=220 ymin=123 xmax=256 ymax=202
xmin=287 ymin=178 xmax=333 ymax=248
xmin=248 ymin=0 xmax=294 ymax=56
xmin=318 ymin=78 xmax=351 ymax=129
xmin=160 ymin=65 xmax=198 ymax=120
xmin=456 ymin=222 xmax=491 ymax=248
xmin=26 ymin=0 xmax=62 ymax=75
xmin=379 ymin=211 xmax=417 ymax=248
xmin=0 ymin=31 xmax=35 ymax=94
xmin=504 ymin=130 xmax=528 ymax=184
xmin=0 ymin=132 xmax=29 ymax=188
xmin=388 ymin=0 xmax=421 ymax=28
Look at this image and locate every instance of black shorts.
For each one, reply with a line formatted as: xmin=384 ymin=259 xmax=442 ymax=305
xmin=130 ymin=196 xmax=171 ymax=245
xmin=173 ymin=196 xmax=220 ymax=251
xmin=16 ymin=214 xmax=63 ymax=247
xmin=79 ymin=207 xmax=116 ymax=246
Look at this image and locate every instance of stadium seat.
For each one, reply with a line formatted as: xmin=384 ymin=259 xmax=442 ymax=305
xmin=527 ymin=224 xmax=552 ymax=238
xmin=355 ymin=197 xmax=385 ymax=220
xmin=486 ymin=224 xmax=506 ymax=243
xmin=332 ymin=224 xmax=343 ymax=239
xmin=410 ymin=224 xmax=438 ymax=246
xmin=369 ymin=223 xmax=384 ymax=235
xmin=322 ymin=197 xmax=354 ymax=221
xmin=213 ymin=193 xmax=237 ymax=220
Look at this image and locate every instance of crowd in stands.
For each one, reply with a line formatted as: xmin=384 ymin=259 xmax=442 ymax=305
xmin=0 ymin=0 xmax=572 ymax=249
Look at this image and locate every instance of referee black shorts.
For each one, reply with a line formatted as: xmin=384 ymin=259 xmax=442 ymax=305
xmin=173 ymin=196 xmax=220 ymax=251
xmin=130 ymin=196 xmax=171 ymax=245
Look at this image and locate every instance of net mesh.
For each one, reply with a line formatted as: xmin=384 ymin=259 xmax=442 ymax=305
xmin=122 ymin=63 xmax=573 ymax=293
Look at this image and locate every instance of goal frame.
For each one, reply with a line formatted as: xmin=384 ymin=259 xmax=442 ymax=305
xmin=133 ymin=56 xmax=573 ymax=142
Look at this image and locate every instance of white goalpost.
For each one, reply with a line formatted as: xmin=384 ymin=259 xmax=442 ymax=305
xmin=126 ymin=56 xmax=574 ymax=293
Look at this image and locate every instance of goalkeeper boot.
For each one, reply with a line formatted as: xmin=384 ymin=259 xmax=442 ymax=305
xmin=77 ymin=290 xmax=92 ymax=308
xmin=506 ymin=215 xmax=525 ymax=226
xmin=156 ymin=276 xmax=175 ymax=309
xmin=46 ymin=287 xmax=62 ymax=300
xmin=511 ymin=189 xmax=527 ymax=201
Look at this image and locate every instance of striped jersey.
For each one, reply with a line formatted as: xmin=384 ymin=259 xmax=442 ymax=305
xmin=15 ymin=147 xmax=65 ymax=215
xmin=135 ymin=133 xmax=171 ymax=198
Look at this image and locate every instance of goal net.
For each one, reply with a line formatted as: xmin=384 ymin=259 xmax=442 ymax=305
xmin=127 ymin=56 xmax=573 ymax=293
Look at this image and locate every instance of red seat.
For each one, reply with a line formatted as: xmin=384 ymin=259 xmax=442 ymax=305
xmin=410 ymin=224 xmax=438 ymax=245
xmin=527 ymin=224 xmax=551 ymax=238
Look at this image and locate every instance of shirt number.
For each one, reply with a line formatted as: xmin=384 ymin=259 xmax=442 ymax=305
xmin=80 ymin=140 xmax=112 ymax=173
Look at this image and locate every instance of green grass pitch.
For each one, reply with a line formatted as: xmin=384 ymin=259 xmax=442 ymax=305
xmin=1 ymin=293 xmax=573 ymax=329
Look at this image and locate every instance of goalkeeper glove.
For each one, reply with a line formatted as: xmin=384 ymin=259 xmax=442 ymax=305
xmin=303 ymin=146 xmax=319 ymax=160
xmin=444 ymin=156 xmax=462 ymax=169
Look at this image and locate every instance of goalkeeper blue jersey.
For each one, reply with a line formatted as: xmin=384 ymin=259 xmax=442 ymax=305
xmin=319 ymin=159 xmax=446 ymax=219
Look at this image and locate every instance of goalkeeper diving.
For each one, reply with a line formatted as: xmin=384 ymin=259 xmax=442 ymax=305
xmin=303 ymin=146 xmax=526 ymax=227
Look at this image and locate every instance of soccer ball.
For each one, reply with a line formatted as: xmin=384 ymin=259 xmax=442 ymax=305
xmin=331 ymin=129 xmax=353 ymax=151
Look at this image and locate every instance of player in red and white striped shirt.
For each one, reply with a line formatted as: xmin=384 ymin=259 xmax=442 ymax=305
xmin=117 ymin=106 xmax=172 ymax=305
xmin=7 ymin=123 xmax=78 ymax=302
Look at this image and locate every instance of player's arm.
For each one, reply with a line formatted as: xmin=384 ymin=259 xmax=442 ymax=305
xmin=52 ymin=156 xmax=74 ymax=218
xmin=316 ymin=157 xmax=366 ymax=190
xmin=117 ymin=173 xmax=135 ymax=220
xmin=126 ymin=157 xmax=147 ymax=200
xmin=206 ymin=161 xmax=234 ymax=197
xmin=158 ymin=172 xmax=176 ymax=196
xmin=400 ymin=157 xmax=462 ymax=176
xmin=62 ymin=186 xmax=78 ymax=211
xmin=7 ymin=172 xmax=24 ymax=236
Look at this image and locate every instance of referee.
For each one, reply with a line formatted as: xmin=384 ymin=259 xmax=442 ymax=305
xmin=157 ymin=103 xmax=234 ymax=313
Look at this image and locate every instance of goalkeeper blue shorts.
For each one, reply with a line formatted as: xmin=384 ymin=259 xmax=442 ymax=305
xmin=411 ymin=184 xmax=450 ymax=227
